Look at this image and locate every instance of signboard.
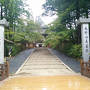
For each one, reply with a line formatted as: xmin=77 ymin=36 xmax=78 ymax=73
xmin=0 ymin=25 xmax=4 ymax=64
xmin=81 ymin=24 xmax=89 ymax=62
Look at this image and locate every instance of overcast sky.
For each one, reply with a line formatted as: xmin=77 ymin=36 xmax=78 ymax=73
xmin=25 ymin=0 xmax=57 ymax=25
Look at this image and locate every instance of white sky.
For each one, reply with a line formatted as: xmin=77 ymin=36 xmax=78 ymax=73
xmin=25 ymin=0 xmax=57 ymax=25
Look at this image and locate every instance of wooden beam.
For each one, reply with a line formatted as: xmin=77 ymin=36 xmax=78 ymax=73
xmin=4 ymin=39 xmax=14 ymax=44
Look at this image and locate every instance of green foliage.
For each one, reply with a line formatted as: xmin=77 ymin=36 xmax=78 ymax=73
xmin=25 ymin=20 xmax=41 ymax=32
xmin=68 ymin=44 xmax=82 ymax=58
xmin=5 ymin=31 xmax=44 ymax=57
xmin=43 ymin=0 xmax=90 ymax=28
xmin=45 ymin=32 xmax=60 ymax=48
xmin=5 ymin=31 xmax=43 ymax=43
xmin=4 ymin=43 xmax=9 ymax=57
xmin=59 ymin=42 xmax=82 ymax=58
xmin=0 ymin=0 xmax=29 ymax=22
xmin=0 ymin=0 xmax=31 ymax=42
xmin=43 ymin=0 xmax=85 ymax=58
xmin=5 ymin=17 xmax=43 ymax=43
xmin=45 ymin=26 xmax=82 ymax=58
xmin=48 ymin=19 xmax=66 ymax=32
xmin=11 ymin=44 xmax=22 ymax=56
xmin=4 ymin=43 xmax=22 ymax=57
xmin=1 ymin=0 xmax=44 ymax=57
xmin=4 ymin=18 xmax=44 ymax=57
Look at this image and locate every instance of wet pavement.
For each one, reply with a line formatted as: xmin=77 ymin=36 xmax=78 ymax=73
xmin=0 ymin=75 xmax=90 ymax=90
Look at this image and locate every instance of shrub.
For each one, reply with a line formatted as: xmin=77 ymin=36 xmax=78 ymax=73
xmin=4 ymin=43 xmax=9 ymax=57
xmin=68 ymin=44 xmax=82 ymax=58
xmin=11 ymin=44 xmax=23 ymax=56
xmin=58 ymin=43 xmax=82 ymax=58
xmin=45 ymin=32 xmax=60 ymax=48
xmin=4 ymin=42 xmax=23 ymax=57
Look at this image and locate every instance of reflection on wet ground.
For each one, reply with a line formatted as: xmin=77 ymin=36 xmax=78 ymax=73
xmin=0 ymin=75 xmax=90 ymax=90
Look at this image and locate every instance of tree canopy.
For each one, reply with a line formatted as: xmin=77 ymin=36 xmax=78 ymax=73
xmin=43 ymin=0 xmax=90 ymax=58
xmin=43 ymin=0 xmax=90 ymax=28
xmin=0 ymin=0 xmax=30 ymax=29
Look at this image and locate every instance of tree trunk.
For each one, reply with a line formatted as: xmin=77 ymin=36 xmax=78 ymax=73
xmin=76 ymin=0 xmax=80 ymax=20
xmin=1 ymin=5 xmax=3 ymax=19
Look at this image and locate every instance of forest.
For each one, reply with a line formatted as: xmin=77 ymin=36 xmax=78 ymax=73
xmin=0 ymin=0 xmax=43 ymax=56
xmin=0 ymin=0 xmax=90 ymax=58
xmin=43 ymin=0 xmax=90 ymax=58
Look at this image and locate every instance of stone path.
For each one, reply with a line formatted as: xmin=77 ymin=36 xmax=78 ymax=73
xmin=9 ymin=49 xmax=34 ymax=74
xmin=50 ymin=49 xmax=80 ymax=74
xmin=16 ymin=48 xmax=76 ymax=76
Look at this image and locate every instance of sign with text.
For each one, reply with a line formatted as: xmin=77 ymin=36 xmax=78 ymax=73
xmin=0 ymin=26 xmax=4 ymax=64
xmin=81 ymin=24 xmax=89 ymax=62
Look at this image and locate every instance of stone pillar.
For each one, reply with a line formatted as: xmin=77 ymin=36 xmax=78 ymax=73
xmin=0 ymin=25 xmax=4 ymax=64
xmin=77 ymin=18 xmax=90 ymax=62
xmin=81 ymin=24 xmax=89 ymax=62
xmin=0 ymin=19 xmax=9 ymax=64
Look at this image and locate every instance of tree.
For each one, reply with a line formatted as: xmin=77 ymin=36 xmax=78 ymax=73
xmin=43 ymin=0 xmax=90 ymax=27
xmin=0 ymin=0 xmax=31 ymax=41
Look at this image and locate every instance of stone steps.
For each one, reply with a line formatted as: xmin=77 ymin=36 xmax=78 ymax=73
xmin=16 ymin=48 xmax=75 ymax=76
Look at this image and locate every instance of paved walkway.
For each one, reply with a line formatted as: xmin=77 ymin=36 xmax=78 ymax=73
xmin=9 ymin=49 xmax=34 ymax=74
xmin=15 ymin=48 xmax=76 ymax=76
xmin=1 ymin=75 xmax=90 ymax=90
xmin=49 ymin=49 xmax=80 ymax=74
xmin=1 ymin=48 xmax=90 ymax=90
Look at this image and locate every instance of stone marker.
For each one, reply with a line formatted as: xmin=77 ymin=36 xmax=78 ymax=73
xmin=0 ymin=18 xmax=9 ymax=64
xmin=77 ymin=18 xmax=90 ymax=62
